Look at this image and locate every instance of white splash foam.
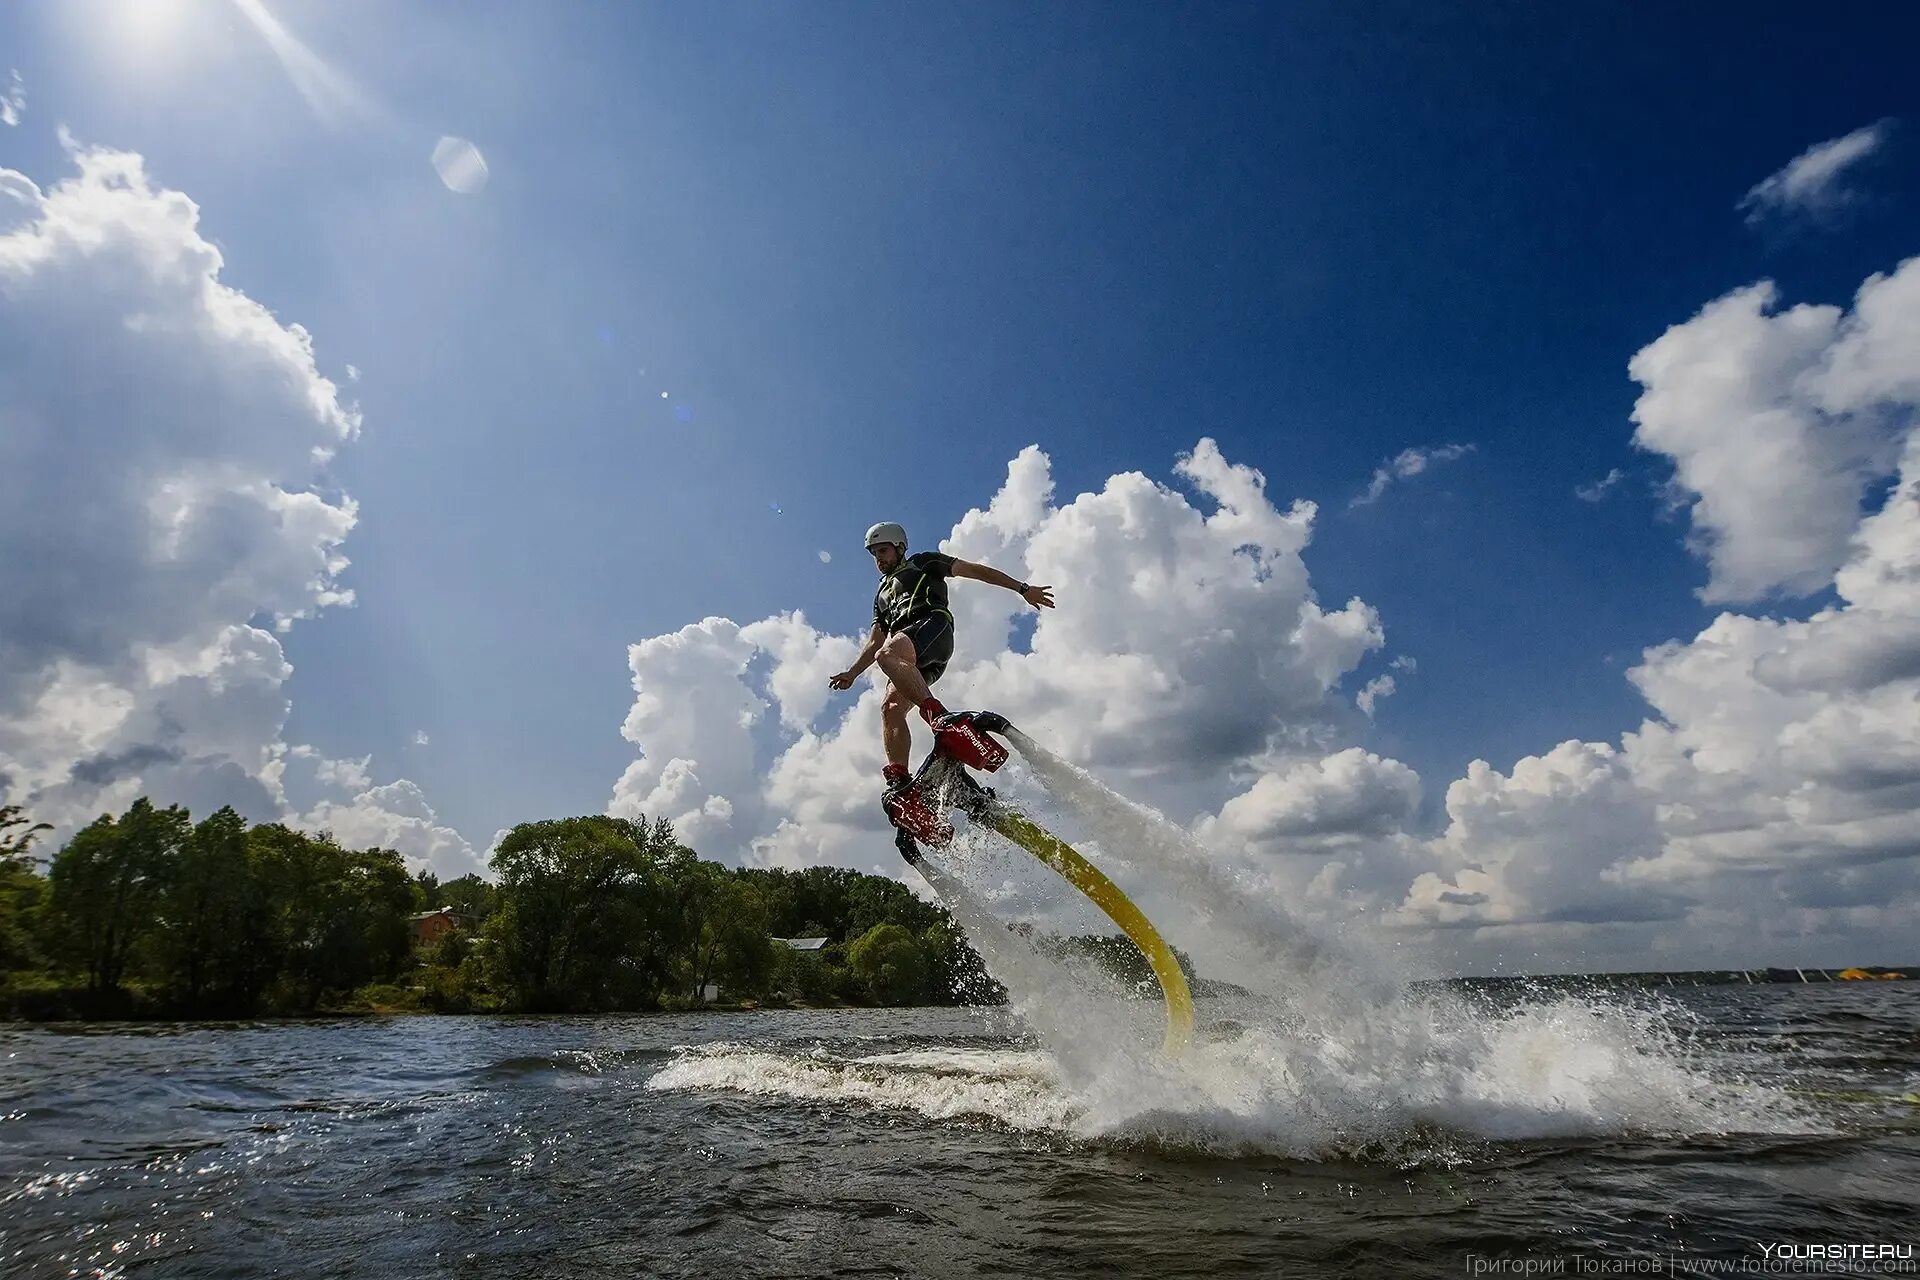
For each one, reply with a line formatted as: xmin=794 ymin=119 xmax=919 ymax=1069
xmin=650 ymin=731 xmax=1826 ymax=1158
xmin=649 ymin=993 xmax=1815 ymax=1159
xmin=998 ymin=732 xmax=1820 ymax=1146
xmin=648 ymin=1044 xmax=1082 ymax=1133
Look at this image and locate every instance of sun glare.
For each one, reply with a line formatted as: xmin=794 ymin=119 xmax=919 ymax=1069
xmin=71 ymin=0 xmax=383 ymax=128
xmin=121 ymin=0 xmax=197 ymax=40
xmin=74 ymin=0 xmax=220 ymax=77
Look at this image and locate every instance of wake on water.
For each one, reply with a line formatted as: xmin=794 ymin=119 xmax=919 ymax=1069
xmin=650 ymin=731 xmax=1821 ymax=1160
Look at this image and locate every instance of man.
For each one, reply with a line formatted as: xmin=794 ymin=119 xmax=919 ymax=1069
xmin=828 ymin=521 xmax=1054 ymax=818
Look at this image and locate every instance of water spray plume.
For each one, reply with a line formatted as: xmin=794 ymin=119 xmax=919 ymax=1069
xmin=655 ymin=728 xmax=1820 ymax=1158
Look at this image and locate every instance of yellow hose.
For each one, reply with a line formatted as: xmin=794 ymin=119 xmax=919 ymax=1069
xmin=984 ymin=807 xmax=1194 ymax=1056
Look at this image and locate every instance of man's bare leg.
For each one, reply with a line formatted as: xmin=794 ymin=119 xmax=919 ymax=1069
xmin=873 ymin=634 xmax=933 ymax=706
xmin=876 ymin=636 xmax=932 ymax=776
xmin=875 ymin=634 xmax=949 ymax=775
xmin=880 ymin=686 xmax=915 ymax=771
xmin=874 ymin=637 xmax=952 ymax=839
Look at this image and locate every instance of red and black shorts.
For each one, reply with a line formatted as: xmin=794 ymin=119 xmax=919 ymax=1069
xmin=893 ymin=612 xmax=955 ymax=685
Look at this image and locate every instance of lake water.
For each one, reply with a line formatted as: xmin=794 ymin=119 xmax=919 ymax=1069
xmin=2 ymin=983 xmax=1916 ymax=1278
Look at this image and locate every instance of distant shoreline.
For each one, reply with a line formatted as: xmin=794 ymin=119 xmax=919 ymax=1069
xmin=0 ymin=988 xmax=965 ymax=1024
xmin=1422 ymin=965 xmax=1915 ymax=987
xmin=8 ymin=964 xmax=1912 ymax=1026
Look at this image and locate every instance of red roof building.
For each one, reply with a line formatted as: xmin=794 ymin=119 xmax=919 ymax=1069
xmin=410 ymin=907 xmax=477 ymax=949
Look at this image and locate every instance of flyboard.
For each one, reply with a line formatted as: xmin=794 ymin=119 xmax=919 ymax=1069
xmin=887 ymin=711 xmax=1195 ymax=1056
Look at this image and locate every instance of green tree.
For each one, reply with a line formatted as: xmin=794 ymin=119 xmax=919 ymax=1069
xmin=0 ymin=805 xmax=54 ymax=975
xmin=0 ymin=860 xmax=48 ymax=976
xmin=845 ymin=874 xmax=944 ymax=941
xmin=677 ymin=864 xmax=776 ymax=1003
xmin=741 ymin=864 xmax=952 ymax=940
xmin=847 ymin=922 xmax=930 ymax=1006
xmin=433 ymin=873 xmax=500 ymax=922
xmin=0 ymin=805 xmax=53 ymax=861
xmin=429 ymin=925 xmax=471 ymax=969
xmin=621 ymin=830 xmax=696 ymax=1007
xmin=486 ymin=815 xmax=686 ymax=1012
xmin=739 ymin=865 xmax=856 ymax=939
xmin=262 ymin=828 xmax=413 ymax=1011
xmin=230 ymin=823 xmax=307 ymax=1010
xmin=771 ymin=941 xmax=832 ymax=1002
xmin=155 ymin=806 xmax=252 ymax=1013
xmin=920 ymin=918 xmax=1001 ymax=1005
xmin=410 ymin=868 xmax=438 ymax=913
xmin=48 ymin=799 xmax=188 ymax=995
xmin=418 ymin=924 xmax=495 ymax=1012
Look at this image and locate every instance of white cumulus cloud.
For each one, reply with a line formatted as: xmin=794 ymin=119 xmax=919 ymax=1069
xmin=597 ymin=240 xmax=1920 ymax=973
xmin=1398 ymin=257 xmax=1920 ymax=968
xmin=1399 ymin=740 xmax=1676 ymax=933
xmin=610 ymin=440 xmax=1388 ymax=873
xmin=0 ymin=143 xmax=476 ymax=877
xmin=601 ymin=247 xmax=1920 ymax=971
xmin=1629 ymin=260 xmax=1918 ymax=603
xmin=1201 ymin=748 xmax=1420 ymax=851
xmin=304 ymin=779 xmax=482 ymax=878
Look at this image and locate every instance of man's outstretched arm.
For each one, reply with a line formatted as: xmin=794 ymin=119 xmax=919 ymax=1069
xmin=952 ymin=559 xmax=1054 ymax=609
xmin=829 ymin=622 xmax=887 ymax=689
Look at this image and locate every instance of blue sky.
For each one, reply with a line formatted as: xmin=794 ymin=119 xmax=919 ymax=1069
xmin=5 ymin=2 xmax=1919 ymax=969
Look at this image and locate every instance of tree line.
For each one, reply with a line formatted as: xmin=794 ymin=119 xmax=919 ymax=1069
xmin=0 ymin=801 xmax=1000 ymax=1019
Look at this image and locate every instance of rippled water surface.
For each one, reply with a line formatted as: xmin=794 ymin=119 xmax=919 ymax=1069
xmin=3 ymin=985 xmax=1917 ymax=1278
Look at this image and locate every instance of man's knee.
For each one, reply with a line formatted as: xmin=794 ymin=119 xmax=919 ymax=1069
xmin=876 ymin=634 xmax=917 ymax=667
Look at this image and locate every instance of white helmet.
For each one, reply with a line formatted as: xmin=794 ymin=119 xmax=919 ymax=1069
xmin=864 ymin=521 xmax=907 ymax=551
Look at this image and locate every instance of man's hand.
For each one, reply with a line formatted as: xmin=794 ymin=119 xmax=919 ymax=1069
xmin=828 ymin=670 xmax=857 ymax=690
xmin=1021 ymin=584 xmax=1055 ymax=609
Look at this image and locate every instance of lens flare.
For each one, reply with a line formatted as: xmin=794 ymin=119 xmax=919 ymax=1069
xmin=431 ymin=137 xmax=489 ymax=195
